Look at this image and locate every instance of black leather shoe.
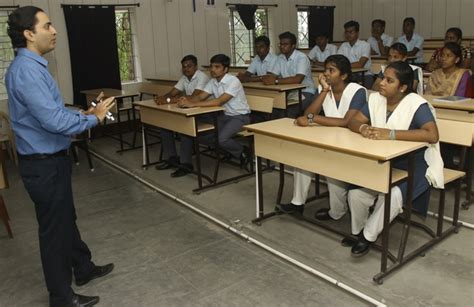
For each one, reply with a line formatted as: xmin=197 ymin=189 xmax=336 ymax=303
xmin=278 ymin=203 xmax=305 ymax=214
xmin=341 ymin=236 xmax=357 ymax=247
xmin=75 ymin=263 xmax=114 ymax=286
xmin=155 ymin=157 xmax=179 ymax=170
xmin=351 ymin=236 xmax=371 ymax=257
xmin=71 ymin=293 xmax=99 ymax=307
xmin=171 ymin=164 xmax=193 ymax=178
xmin=314 ymin=208 xmax=335 ymax=220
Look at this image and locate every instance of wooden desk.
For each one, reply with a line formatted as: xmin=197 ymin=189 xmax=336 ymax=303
xmin=134 ymin=100 xmax=235 ymax=191
xmin=244 ymin=118 xmax=451 ymax=283
xmin=81 ymin=88 xmax=140 ymax=152
xmin=242 ymin=82 xmax=307 ymax=116
xmin=423 ymin=95 xmax=474 ymax=123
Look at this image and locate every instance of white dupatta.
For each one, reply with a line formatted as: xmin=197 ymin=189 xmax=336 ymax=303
xmin=319 ymin=82 xmax=366 ymax=118
xmin=368 ymin=92 xmax=444 ymax=188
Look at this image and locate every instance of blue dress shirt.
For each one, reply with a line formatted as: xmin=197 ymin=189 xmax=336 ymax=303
xmin=6 ymin=48 xmax=98 ymax=155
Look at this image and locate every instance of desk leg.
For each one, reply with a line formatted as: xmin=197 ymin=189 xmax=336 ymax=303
xmin=276 ymin=163 xmax=285 ymax=204
xmin=378 ymin=162 xmax=392 ymax=282
xmin=142 ymin=125 xmax=148 ymax=168
xmin=397 ymin=153 xmax=415 ymax=262
xmin=117 ymin=98 xmax=124 ymax=152
xmin=462 ymin=146 xmax=473 ymax=209
xmin=132 ymin=99 xmax=137 ymax=147
xmin=284 ymin=91 xmax=288 ymax=117
xmin=256 ymin=156 xmax=263 ymax=218
xmin=298 ymin=89 xmax=303 ymax=115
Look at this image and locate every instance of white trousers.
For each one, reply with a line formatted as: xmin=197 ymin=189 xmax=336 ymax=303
xmin=347 ymin=187 xmax=403 ymax=242
xmin=291 ymin=168 xmax=348 ymax=219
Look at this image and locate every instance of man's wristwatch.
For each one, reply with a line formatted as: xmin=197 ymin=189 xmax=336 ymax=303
xmin=166 ymin=97 xmax=171 ymax=104
xmin=274 ymin=78 xmax=279 ymax=85
xmin=307 ymin=113 xmax=314 ymax=124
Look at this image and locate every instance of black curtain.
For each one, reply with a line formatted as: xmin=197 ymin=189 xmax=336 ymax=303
xmin=63 ymin=5 xmax=121 ymax=107
xmin=235 ymin=4 xmax=257 ymax=30
xmin=308 ymin=6 xmax=335 ymax=47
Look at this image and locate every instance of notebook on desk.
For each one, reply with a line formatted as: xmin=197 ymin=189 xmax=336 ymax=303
xmin=432 ymin=96 xmax=470 ymax=103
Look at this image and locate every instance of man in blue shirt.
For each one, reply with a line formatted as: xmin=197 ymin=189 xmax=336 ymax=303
xmin=6 ymin=6 xmax=115 ymax=307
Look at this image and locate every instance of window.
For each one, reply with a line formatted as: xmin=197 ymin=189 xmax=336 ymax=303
xmin=297 ymin=9 xmax=309 ymax=48
xmin=0 ymin=10 xmax=14 ymax=100
xmin=229 ymin=8 xmax=269 ymax=66
xmin=115 ymin=8 xmax=141 ymax=83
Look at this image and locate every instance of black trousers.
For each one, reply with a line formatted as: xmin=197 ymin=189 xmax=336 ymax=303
xmin=19 ymin=155 xmax=95 ymax=307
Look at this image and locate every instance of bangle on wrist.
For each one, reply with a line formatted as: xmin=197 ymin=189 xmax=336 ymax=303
xmin=389 ymin=129 xmax=396 ymax=140
xmin=359 ymin=124 xmax=368 ymax=133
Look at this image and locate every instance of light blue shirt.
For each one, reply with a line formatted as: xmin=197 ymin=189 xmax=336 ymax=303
xmin=307 ymin=44 xmax=337 ymax=62
xmin=247 ymin=52 xmax=277 ymax=76
xmin=5 ymin=48 xmax=98 ymax=155
xmin=337 ymin=39 xmax=372 ymax=71
xmin=397 ymin=33 xmax=424 ymax=63
xmin=270 ymin=49 xmax=316 ymax=94
xmin=203 ymin=73 xmax=250 ymax=116
xmin=174 ymin=70 xmax=209 ymax=95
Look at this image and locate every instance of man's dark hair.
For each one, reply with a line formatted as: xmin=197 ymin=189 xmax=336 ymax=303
xmin=255 ymin=35 xmax=270 ymax=47
xmin=7 ymin=6 xmax=44 ymax=49
xmin=278 ymin=31 xmax=297 ymax=45
xmin=446 ymin=27 xmax=463 ymax=40
xmin=403 ymin=17 xmax=415 ymax=26
xmin=390 ymin=42 xmax=408 ymax=56
xmin=344 ymin=20 xmax=360 ymax=32
xmin=372 ymin=19 xmax=386 ymax=28
xmin=181 ymin=54 xmax=198 ymax=66
xmin=210 ymin=54 xmax=230 ymax=68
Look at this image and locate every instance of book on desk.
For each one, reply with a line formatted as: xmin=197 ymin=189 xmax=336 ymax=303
xmin=432 ymin=96 xmax=471 ymax=103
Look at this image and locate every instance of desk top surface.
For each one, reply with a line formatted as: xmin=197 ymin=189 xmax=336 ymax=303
xmin=245 ymin=118 xmax=426 ymax=161
xmin=134 ymin=99 xmax=224 ymax=116
xmin=424 ymin=95 xmax=474 ymax=112
xmin=80 ymin=88 xmax=139 ymax=98
xmin=242 ymin=82 xmax=307 ymax=92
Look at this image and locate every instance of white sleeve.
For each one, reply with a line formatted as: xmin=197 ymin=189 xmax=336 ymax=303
xmin=223 ymin=77 xmax=242 ymax=97
xmin=295 ymin=55 xmax=311 ymax=76
xmin=174 ymin=77 xmax=185 ymax=92
xmin=247 ymin=59 xmax=258 ymax=74
xmin=195 ymin=73 xmax=209 ymax=91
xmin=360 ymin=43 xmax=371 ymax=59
xmin=203 ymin=79 xmax=214 ymax=94
xmin=307 ymin=47 xmax=318 ymax=60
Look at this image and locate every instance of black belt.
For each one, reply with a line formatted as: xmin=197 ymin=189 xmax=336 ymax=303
xmin=18 ymin=149 xmax=68 ymax=160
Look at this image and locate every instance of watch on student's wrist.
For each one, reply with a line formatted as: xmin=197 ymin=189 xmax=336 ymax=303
xmin=274 ymin=78 xmax=279 ymax=85
xmin=166 ymin=97 xmax=171 ymax=104
xmin=307 ymin=113 xmax=314 ymax=124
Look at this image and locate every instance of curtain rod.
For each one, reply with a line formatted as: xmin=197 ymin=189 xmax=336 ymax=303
xmin=226 ymin=3 xmax=278 ymax=7
xmin=61 ymin=3 xmax=140 ymax=8
xmin=0 ymin=5 xmax=19 ymax=9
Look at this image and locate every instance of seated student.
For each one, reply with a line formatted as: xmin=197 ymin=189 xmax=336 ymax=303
xmin=178 ymin=54 xmax=252 ymax=173
xmin=425 ymin=42 xmax=472 ymax=97
xmin=426 ymin=27 xmax=472 ymax=72
xmin=263 ymin=31 xmax=316 ymax=113
xmin=347 ymin=61 xmax=443 ymax=257
xmin=307 ymin=33 xmax=337 ymax=66
xmin=337 ymin=20 xmax=373 ymax=87
xmin=154 ymin=55 xmax=209 ymax=176
xmin=396 ymin=17 xmax=424 ymax=64
xmin=237 ymin=35 xmax=277 ymax=83
xmin=372 ymin=43 xmax=423 ymax=94
xmin=279 ymin=55 xmax=367 ymax=215
xmin=367 ymin=19 xmax=393 ymax=56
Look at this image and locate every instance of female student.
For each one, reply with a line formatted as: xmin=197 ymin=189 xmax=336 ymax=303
xmin=426 ymin=42 xmax=472 ymax=97
xmin=279 ymin=55 xmax=367 ymax=218
xmin=347 ymin=61 xmax=444 ymax=257
xmin=372 ymin=42 xmax=423 ymax=94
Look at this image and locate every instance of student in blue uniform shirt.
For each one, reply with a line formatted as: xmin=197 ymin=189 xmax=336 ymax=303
xmin=237 ymin=35 xmax=277 ymax=83
xmin=178 ymin=54 xmax=252 ymax=173
xmin=280 ymin=55 xmax=367 ymax=215
xmin=347 ymin=61 xmax=443 ymax=257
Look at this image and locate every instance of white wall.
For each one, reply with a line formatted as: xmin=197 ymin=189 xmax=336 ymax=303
xmin=1 ymin=0 xmax=473 ymax=103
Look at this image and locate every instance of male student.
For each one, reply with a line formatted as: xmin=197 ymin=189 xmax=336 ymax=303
xmin=178 ymin=54 xmax=252 ymax=171
xmin=154 ymin=55 xmax=209 ymax=177
xmin=396 ymin=17 xmax=424 ymax=64
xmin=307 ymin=33 xmax=337 ymax=66
xmin=237 ymin=35 xmax=277 ymax=82
xmin=367 ymin=19 xmax=393 ymax=56
xmin=337 ymin=20 xmax=373 ymax=87
xmin=263 ymin=31 xmax=317 ymax=113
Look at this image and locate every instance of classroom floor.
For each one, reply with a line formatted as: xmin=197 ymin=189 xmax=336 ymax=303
xmin=1 ymin=131 xmax=473 ymax=306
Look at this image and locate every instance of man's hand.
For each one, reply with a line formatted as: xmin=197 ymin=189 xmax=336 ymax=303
xmin=154 ymin=96 xmax=167 ymax=105
xmin=91 ymin=96 xmax=116 ymax=122
xmin=177 ymin=97 xmax=195 ymax=108
xmin=261 ymin=74 xmax=277 ymax=85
